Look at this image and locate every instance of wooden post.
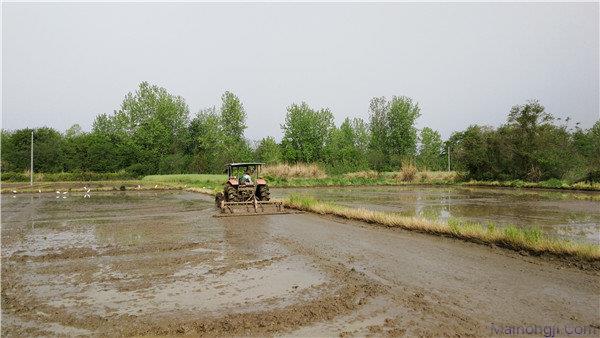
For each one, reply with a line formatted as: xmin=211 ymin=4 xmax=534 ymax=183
xmin=30 ymin=131 xmax=34 ymax=186
xmin=447 ymin=145 xmax=450 ymax=172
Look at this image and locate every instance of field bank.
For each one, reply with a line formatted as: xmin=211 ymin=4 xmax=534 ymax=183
xmin=273 ymin=185 xmax=600 ymax=244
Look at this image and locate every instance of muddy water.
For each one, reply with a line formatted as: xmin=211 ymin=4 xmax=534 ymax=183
xmin=272 ymin=186 xmax=600 ymax=243
xmin=2 ymin=190 xmax=599 ymax=336
xmin=1 ymin=191 xmax=343 ymax=336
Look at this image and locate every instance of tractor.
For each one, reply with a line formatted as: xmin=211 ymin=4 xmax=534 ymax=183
xmin=214 ymin=163 xmax=287 ymax=216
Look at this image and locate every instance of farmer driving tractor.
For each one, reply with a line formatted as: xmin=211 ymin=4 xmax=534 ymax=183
xmin=240 ymin=168 xmax=253 ymax=185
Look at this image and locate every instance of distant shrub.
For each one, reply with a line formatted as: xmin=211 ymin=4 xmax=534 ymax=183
xmin=125 ymin=164 xmax=149 ymax=177
xmin=1 ymin=172 xmax=28 ymax=182
xmin=585 ymin=169 xmax=600 ymax=183
xmin=562 ymin=167 xmax=588 ymax=184
xmin=158 ymin=154 xmax=191 ymax=174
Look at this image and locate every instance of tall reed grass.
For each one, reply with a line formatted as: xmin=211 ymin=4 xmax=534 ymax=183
xmin=262 ymin=163 xmax=327 ymax=179
xmin=396 ymin=162 xmax=418 ymax=182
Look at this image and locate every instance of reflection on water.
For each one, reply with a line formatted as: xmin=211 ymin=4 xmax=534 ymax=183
xmin=0 ymin=191 xmax=215 ymax=255
xmin=272 ymin=186 xmax=600 ymax=244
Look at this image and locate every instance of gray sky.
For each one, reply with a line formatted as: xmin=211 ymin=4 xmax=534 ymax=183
xmin=2 ymin=2 xmax=599 ymax=141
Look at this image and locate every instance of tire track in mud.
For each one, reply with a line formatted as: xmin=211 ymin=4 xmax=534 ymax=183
xmin=274 ymin=236 xmax=483 ymax=336
xmin=1 ymin=207 xmax=388 ymax=336
xmin=1 ymin=248 xmax=385 ymax=336
xmin=8 ymin=241 xmax=212 ymax=262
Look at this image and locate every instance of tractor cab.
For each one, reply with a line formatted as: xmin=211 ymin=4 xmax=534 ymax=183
xmin=226 ymin=163 xmax=264 ymax=187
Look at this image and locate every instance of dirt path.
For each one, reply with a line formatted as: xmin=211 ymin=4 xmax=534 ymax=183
xmin=1 ymin=192 xmax=598 ymax=336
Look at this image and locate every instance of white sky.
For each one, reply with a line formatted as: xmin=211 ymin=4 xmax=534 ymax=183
xmin=2 ymin=2 xmax=599 ymax=141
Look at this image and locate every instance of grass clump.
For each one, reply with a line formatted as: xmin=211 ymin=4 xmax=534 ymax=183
xmin=343 ymin=170 xmax=380 ymax=179
xmin=284 ymin=195 xmax=600 ymax=262
xmin=396 ymin=162 xmax=418 ymax=182
xmin=419 ymin=170 xmax=461 ymax=182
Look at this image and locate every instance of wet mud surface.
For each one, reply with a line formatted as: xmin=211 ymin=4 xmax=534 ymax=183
xmin=2 ymin=191 xmax=599 ymax=336
xmin=272 ymin=186 xmax=600 ymax=243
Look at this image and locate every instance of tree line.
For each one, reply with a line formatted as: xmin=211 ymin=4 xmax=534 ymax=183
xmin=1 ymin=82 xmax=599 ymax=182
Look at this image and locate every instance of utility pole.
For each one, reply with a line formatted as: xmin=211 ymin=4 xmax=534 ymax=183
xmin=447 ymin=145 xmax=450 ymax=172
xmin=30 ymin=131 xmax=33 ymax=186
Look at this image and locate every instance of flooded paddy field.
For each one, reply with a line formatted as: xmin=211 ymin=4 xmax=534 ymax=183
xmin=1 ymin=191 xmax=599 ymax=336
xmin=272 ymin=186 xmax=600 ymax=243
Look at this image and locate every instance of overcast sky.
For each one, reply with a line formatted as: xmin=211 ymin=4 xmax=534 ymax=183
xmin=2 ymin=2 xmax=599 ymax=141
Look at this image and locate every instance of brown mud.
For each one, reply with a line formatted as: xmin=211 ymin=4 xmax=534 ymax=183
xmin=1 ymin=191 xmax=599 ymax=336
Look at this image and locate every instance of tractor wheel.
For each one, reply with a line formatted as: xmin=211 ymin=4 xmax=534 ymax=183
xmin=215 ymin=192 xmax=224 ymax=208
xmin=257 ymin=185 xmax=270 ymax=201
xmin=225 ymin=185 xmax=238 ymax=202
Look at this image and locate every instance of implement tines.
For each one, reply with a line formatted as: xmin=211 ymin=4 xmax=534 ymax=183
xmin=214 ymin=200 xmax=292 ymax=217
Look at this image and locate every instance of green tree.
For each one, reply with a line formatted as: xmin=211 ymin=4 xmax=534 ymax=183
xmin=448 ymin=100 xmax=587 ymax=181
xmin=220 ymin=91 xmax=247 ymax=143
xmin=189 ymin=108 xmax=225 ymax=173
xmin=387 ymin=96 xmax=421 ymax=165
xmin=506 ymin=99 xmax=553 ymax=179
xmin=367 ymin=97 xmax=389 ymax=171
xmin=101 ymin=82 xmax=190 ymax=174
xmin=351 ymin=117 xmax=370 ymax=157
xmin=368 ymin=96 xmax=421 ymax=170
xmin=417 ymin=127 xmax=444 ymax=170
xmin=255 ymin=136 xmax=281 ymax=164
xmin=63 ymin=124 xmax=88 ymax=172
xmin=218 ymin=91 xmax=252 ymax=164
xmin=450 ymin=125 xmax=497 ymax=180
xmin=281 ymin=102 xmax=334 ymax=163
xmin=582 ymin=121 xmax=600 ymax=181
xmin=325 ymin=118 xmax=369 ymax=173
xmin=85 ymin=132 xmax=131 ymax=173
xmin=574 ymin=121 xmax=600 ymax=169
xmin=3 ymin=128 xmax=64 ymax=173
xmin=1 ymin=130 xmax=14 ymax=171
xmin=92 ymin=113 xmax=118 ymax=135
xmin=65 ymin=124 xmax=83 ymax=138
xmin=587 ymin=121 xmax=600 ymax=170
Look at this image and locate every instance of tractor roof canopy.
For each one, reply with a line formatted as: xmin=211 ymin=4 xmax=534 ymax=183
xmin=226 ymin=163 xmax=264 ymax=177
xmin=227 ymin=162 xmax=264 ymax=168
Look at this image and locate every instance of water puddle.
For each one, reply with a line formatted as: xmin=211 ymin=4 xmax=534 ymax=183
xmin=3 ymin=191 xmax=332 ymax=325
